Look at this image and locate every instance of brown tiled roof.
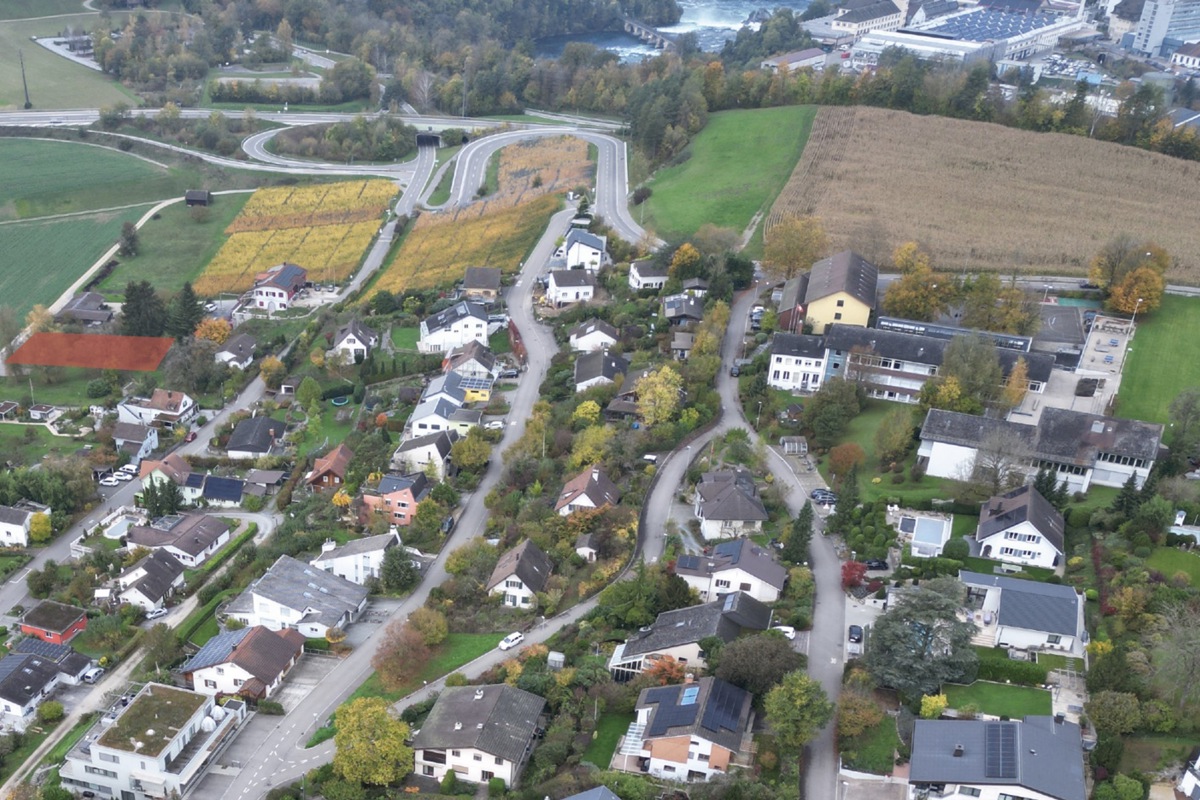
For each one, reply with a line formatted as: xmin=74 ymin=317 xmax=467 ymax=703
xmin=230 ymin=627 xmax=305 ymax=684
xmin=307 ymin=442 xmax=353 ymax=485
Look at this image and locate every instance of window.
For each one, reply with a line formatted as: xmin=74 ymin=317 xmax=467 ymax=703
xmin=836 ymin=299 xmax=845 ymax=307
xmin=698 ymin=753 xmax=710 ymax=762
xmin=474 ymin=754 xmax=482 ymax=762
xmin=740 ymin=582 xmax=751 ymax=591
xmin=958 ymin=789 xmax=981 ymax=798
xmin=424 ymin=750 xmax=447 ymax=764
xmin=423 ymin=766 xmax=435 ymax=776
xmin=85 ymin=767 xmax=118 ymax=779
xmin=1047 ymin=634 xmax=1062 ymax=644
xmin=216 ymin=668 xmax=224 ymax=675
xmin=495 ymin=756 xmax=503 ymax=765
xmin=451 ymin=750 xmax=460 ymax=757
xmin=663 ymin=765 xmax=676 ymax=773
xmin=715 ymin=579 xmax=731 ymax=589
xmin=834 ymin=313 xmax=843 ymax=320
xmin=234 ymin=678 xmax=244 ymax=687
xmin=204 ymin=680 xmax=217 ymax=689
xmin=482 ymin=771 xmax=494 ymax=781
xmin=99 ymin=753 xmax=120 ymax=764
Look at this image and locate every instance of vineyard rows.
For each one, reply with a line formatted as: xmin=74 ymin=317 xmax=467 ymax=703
xmin=227 ymin=180 xmax=397 ymax=233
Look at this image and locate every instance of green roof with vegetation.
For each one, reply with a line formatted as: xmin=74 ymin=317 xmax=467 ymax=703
xmin=98 ymin=684 xmax=206 ymax=757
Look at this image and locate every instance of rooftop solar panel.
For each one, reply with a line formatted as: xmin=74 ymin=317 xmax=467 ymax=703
xmin=12 ymin=638 xmax=70 ymax=660
xmin=701 ymin=680 xmax=745 ymax=734
xmin=984 ymin=722 xmax=1018 ymax=779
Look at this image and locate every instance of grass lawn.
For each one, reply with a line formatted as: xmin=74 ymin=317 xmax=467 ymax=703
xmin=0 ymin=424 xmax=80 ymax=466
xmin=960 ymin=556 xmax=1055 ymax=582
xmin=391 ymin=326 xmax=419 ymax=351
xmin=0 ymin=15 xmax=137 ymax=110
xmin=1119 ymin=734 xmax=1200 ymax=774
xmin=974 ymin=646 xmax=1080 ymax=674
xmin=43 ymin=713 xmax=97 ymax=767
xmin=0 ymin=0 xmax=91 ymax=18
xmin=0 ymin=720 xmax=59 ymax=783
xmin=489 ymin=330 xmax=512 ymax=354
xmin=97 ymin=193 xmax=253 ymax=299
xmin=944 ymin=681 xmax=1052 ymax=718
xmin=582 ymin=712 xmax=634 ymax=768
xmin=1119 ymin=295 xmax=1200 ymax=423
xmin=841 ymin=717 xmax=901 ymax=774
xmin=0 ymin=206 xmax=147 ymax=317
xmin=1147 ymin=547 xmax=1200 ymax=586
xmin=641 ymin=105 xmax=817 ymax=241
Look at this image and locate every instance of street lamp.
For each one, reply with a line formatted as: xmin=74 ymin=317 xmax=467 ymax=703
xmin=756 ymin=401 xmax=763 ymax=429
xmin=1043 ymin=284 xmax=1051 ymax=302
xmin=1131 ymin=297 xmax=1144 ymax=326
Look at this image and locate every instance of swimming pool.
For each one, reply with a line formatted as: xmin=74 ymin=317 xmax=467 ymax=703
xmin=900 ymin=515 xmax=951 ymax=556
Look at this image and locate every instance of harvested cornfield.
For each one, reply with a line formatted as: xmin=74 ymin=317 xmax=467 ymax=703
xmin=490 ymin=135 xmax=595 ymax=210
xmin=767 ymin=106 xmax=1200 ymax=280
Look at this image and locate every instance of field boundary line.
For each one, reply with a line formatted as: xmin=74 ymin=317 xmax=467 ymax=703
xmin=7 ymin=136 xmax=171 ymax=169
xmin=0 ymin=201 xmax=161 ymax=227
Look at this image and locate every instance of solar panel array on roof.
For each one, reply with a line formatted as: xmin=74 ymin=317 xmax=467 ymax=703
xmin=915 ymin=7 xmax=1061 ymax=41
xmin=681 ymin=686 xmax=700 ymax=705
xmin=645 ymin=686 xmax=700 ymax=736
xmin=12 ymin=638 xmax=71 ymax=660
xmin=204 ymin=476 xmax=244 ymax=502
xmin=985 ymin=722 xmax=1018 ymax=779
xmin=677 ymin=554 xmax=702 ymax=572
xmin=701 ymin=679 xmax=748 ymax=735
xmin=184 ymin=473 xmax=205 ymax=489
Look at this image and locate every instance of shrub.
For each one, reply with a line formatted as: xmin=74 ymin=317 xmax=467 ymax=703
xmin=942 ymin=538 xmax=970 ymax=560
xmin=488 ymin=777 xmax=507 ymax=797
xmin=37 ymin=701 xmax=64 ymax=723
xmin=86 ymin=379 xmax=112 ymax=398
xmin=976 ymin=658 xmax=1049 ymax=686
xmin=257 ymin=700 xmax=285 ymax=715
xmin=441 ymin=771 xmax=458 ymax=793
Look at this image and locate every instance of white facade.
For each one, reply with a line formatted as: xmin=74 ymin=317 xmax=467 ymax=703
xmin=419 ymin=309 xmax=488 ymax=354
xmin=0 ymin=666 xmax=58 ymax=732
xmin=767 ymin=352 xmax=825 ymax=393
xmin=309 ymin=533 xmax=399 ymax=585
xmin=565 ymin=238 xmax=606 ymax=273
xmin=490 ymin=572 xmax=537 ymax=607
xmin=328 ymin=332 xmax=373 ymax=363
xmin=392 ymin=434 xmax=456 ymax=480
xmin=117 ymin=393 xmax=197 ymax=427
xmin=628 ymin=262 xmax=668 ymax=291
xmin=416 ymin=746 xmax=520 ymax=787
xmin=569 ymin=329 xmax=617 ymax=353
xmin=678 ymin=568 xmax=781 ymax=604
xmin=59 ymin=685 xmax=245 ymax=800
xmin=1178 ymin=754 xmax=1200 ymax=800
xmin=698 ymin=517 xmax=762 ymax=541
xmin=1173 ymin=43 xmax=1200 ymax=68
xmin=190 ymin=662 xmax=261 ymax=697
xmin=978 ymin=522 xmax=1060 ymax=569
xmin=642 ymin=728 xmax=725 ymax=782
xmin=0 ymin=509 xmax=31 ymax=547
xmin=918 ymin=438 xmax=1153 ymax=493
xmin=546 ymin=273 xmax=595 ymax=306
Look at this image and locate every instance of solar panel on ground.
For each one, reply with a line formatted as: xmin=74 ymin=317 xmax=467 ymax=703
xmin=984 ymin=722 xmax=1018 ymax=779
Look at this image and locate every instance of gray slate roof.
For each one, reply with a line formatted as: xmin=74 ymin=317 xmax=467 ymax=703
xmin=663 ymin=294 xmax=704 ymax=321
xmin=566 ymin=228 xmax=606 ymax=253
xmin=574 ymin=350 xmax=629 ymax=387
xmin=112 ymin=421 xmax=153 ymax=444
xmin=909 ymin=716 xmax=1086 ymax=800
xmin=637 ymin=677 xmax=753 ymax=754
xmin=487 ymin=539 xmax=553 ymax=594
xmin=959 ymin=571 xmax=1081 ymax=636
xmin=550 ymin=270 xmax=597 ymax=288
xmin=121 ymin=550 xmax=185 ymax=605
xmin=228 ymin=417 xmax=286 ymax=454
xmin=424 ymin=301 xmax=487 ymax=335
xmin=0 ymin=654 xmax=59 ymax=707
xmin=569 ymin=318 xmax=619 ymax=343
xmin=412 ymin=684 xmax=546 ymax=763
xmin=837 ymin=0 xmax=901 ymax=22
xmin=622 ymin=592 xmax=771 ymax=658
xmin=333 ymin=320 xmax=378 ymax=349
xmin=697 ymin=471 xmax=769 ymax=522
xmin=180 ymin=627 xmax=251 ymax=673
xmin=393 ymin=429 xmax=458 ymax=457
xmin=463 ymin=266 xmax=502 ymax=291
xmin=675 ymin=538 xmax=787 ymax=590
xmin=127 ymin=514 xmax=230 ymax=558
xmin=772 ymin=332 xmax=826 ymax=359
xmin=217 ymin=333 xmax=257 ymax=360
xmin=805 ymin=251 xmax=878 ymax=306
xmin=0 ymin=506 xmax=31 ymax=527
xmin=240 ymin=555 xmax=368 ymax=626
xmin=314 ymin=532 xmax=400 ymax=562
xmin=978 ymin=484 xmax=1065 ymax=553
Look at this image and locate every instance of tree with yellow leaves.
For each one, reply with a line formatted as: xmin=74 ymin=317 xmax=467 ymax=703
xmin=692 ymin=300 xmax=729 ymax=357
xmin=882 ymin=242 xmax=950 ymax=322
xmin=572 ymin=400 xmax=601 ymax=426
xmin=194 ymin=317 xmax=232 ymax=344
xmin=25 ymin=305 xmax=55 ymax=334
xmin=763 ymin=216 xmax=829 ymax=283
xmin=569 ymin=425 xmax=614 ymax=470
xmin=1002 ymin=357 xmax=1029 ymax=410
xmin=259 ymin=356 xmax=285 ymax=390
xmin=636 ymin=365 xmax=684 ymax=427
xmin=1107 ymin=265 xmax=1164 ymax=316
xmin=668 ymin=243 xmax=701 ymax=279
xmin=332 ymin=488 xmax=351 ymax=508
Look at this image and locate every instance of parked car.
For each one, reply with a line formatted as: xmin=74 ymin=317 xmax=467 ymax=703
xmin=729 ymin=365 xmax=740 ymax=377
xmin=113 ymin=472 xmax=133 ymax=482
xmin=98 ymin=476 xmax=120 ymax=487
xmin=863 ymin=559 xmax=890 ymax=571
xmin=498 ymin=369 xmax=520 ymax=379
xmin=771 ymin=625 xmax=797 ymax=640
xmin=184 ymin=431 xmax=197 ymax=443
xmin=146 ymin=607 xmax=169 ymax=620
xmin=118 ymin=464 xmax=138 ymax=474
xmin=848 ymin=624 xmax=864 ymax=644
xmin=82 ymin=666 xmax=105 ymax=684
xmin=485 ymin=420 xmax=506 ymax=430
xmin=498 ymin=631 xmax=524 ymax=651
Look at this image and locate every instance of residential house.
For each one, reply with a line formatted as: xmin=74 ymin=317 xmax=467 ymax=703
xmin=249 ymin=263 xmax=307 ymax=312
xmin=444 ymin=341 xmax=498 ymax=380
xmin=117 ymin=389 xmax=198 ymax=427
xmin=305 ymin=442 xmax=353 ymax=492
xmin=328 ymin=320 xmax=378 ymax=364
xmin=425 ymin=371 xmax=491 ymax=404
xmin=244 ymin=469 xmax=287 ymax=498
xmin=671 ymin=332 xmax=694 ymax=361
xmin=960 ymin=570 xmax=1086 ymax=655
xmin=775 ymin=274 xmax=808 ymax=333
xmin=224 ymin=555 xmax=369 ymax=638
xmin=55 ymin=292 xmax=113 ymax=326
xmin=391 ymin=430 xmax=459 ymax=480
xmin=976 ymin=484 xmax=1065 ymax=569
xmin=569 ymin=318 xmax=620 ymax=353
xmin=760 ymin=47 xmax=827 ymax=71
xmin=918 ymin=408 xmax=1164 ymax=492
xmin=0 ymin=401 xmax=16 ymax=420
xmin=607 ymin=592 xmax=771 ymax=681
xmin=227 ymin=416 xmax=287 ymax=460
xmin=1177 ymin=749 xmax=1200 ymax=800
xmin=463 ymin=266 xmax=502 ymax=303
xmin=909 ymin=716 xmax=1086 ymax=800
xmin=180 ymin=626 xmax=306 ymax=699
xmin=574 ymin=350 xmax=629 ymax=393
xmin=693 ymin=470 xmax=769 ymax=541
xmin=139 ymin=453 xmax=199 ymax=502
xmin=411 ymin=684 xmax=546 ymax=788
xmin=555 ymin=466 xmax=621 ymax=516
xmin=575 ymin=533 xmax=599 ymax=562
xmin=674 ymin=538 xmax=787 ymax=603
xmin=832 ymin=0 xmax=904 ymax=36
xmin=0 ymin=653 xmax=61 ymax=732
xmin=118 ymin=550 xmax=186 ymax=611
xmin=663 ymin=294 xmax=704 ymax=326
xmin=682 ymin=278 xmax=708 ymax=297
xmin=111 ymin=421 xmax=158 ymax=465
xmin=310 ymin=532 xmax=401 ymax=585
xmin=487 ymin=540 xmax=553 ymax=608
xmin=802 ymin=251 xmax=879 ymax=333
xmin=215 ymin=333 xmax=257 ymax=370
xmin=202 ymin=475 xmax=246 ymax=508
xmin=768 ymin=333 xmax=826 ymax=393
xmin=59 ymin=684 xmax=247 ymax=800
xmin=20 ymin=600 xmax=87 ymax=645
xmin=819 ymin=324 xmax=1053 ymax=404
xmin=564 ymin=229 xmax=607 ymax=272
xmin=546 ymin=270 xmax=597 ymax=306
xmin=629 ymin=260 xmax=668 ymax=291
xmin=604 ymin=367 xmax=652 ymax=422
xmin=0 ymin=505 xmax=34 ymax=547
xmin=27 ymin=404 xmax=56 ymax=422
xmin=623 ymin=677 xmax=754 ymax=782
xmin=1173 ymin=40 xmax=1200 ymax=69
xmin=126 ymin=513 xmax=232 ymax=568
xmin=10 ymin=639 xmax=91 ymax=686
xmin=359 ymin=473 xmax=431 ymax=527
xmin=409 ymin=397 xmax=482 ymax=437
xmin=419 ymin=302 xmax=489 ymax=354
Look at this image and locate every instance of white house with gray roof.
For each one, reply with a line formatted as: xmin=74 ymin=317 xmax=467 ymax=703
xmin=111 ymin=421 xmax=158 ymax=465
xmin=767 ymin=333 xmax=827 ymax=393
xmin=908 ymin=715 xmax=1086 ymax=800
xmin=310 ymin=531 xmax=401 ymax=585
xmin=959 ymin=570 xmax=1086 ymax=655
xmin=569 ymin=318 xmax=619 ymax=352
xmin=412 ymin=684 xmax=546 ymax=788
xmin=564 ymin=229 xmax=607 ymax=273
xmin=546 ymin=270 xmax=597 ymax=306
xmin=674 ymin=538 xmax=788 ymax=603
xmin=919 ymin=407 xmax=1164 ymax=492
xmin=419 ymin=302 xmax=489 ymax=354
xmin=693 ymin=469 xmax=769 ymax=541
xmin=487 ymin=540 xmax=553 ymax=608
xmin=0 ymin=505 xmax=34 ymax=547
xmin=118 ymin=550 xmax=185 ymax=611
xmin=391 ymin=429 xmax=458 ymax=480
xmin=628 ymin=260 xmax=668 ymax=291
xmin=976 ymin=484 xmax=1065 ymax=569
xmin=574 ymin=350 xmax=629 ymax=393
xmin=224 ymin=555 xmax=368 ymax=638
xmin=328 ymin=320 xmax=378 ymax=363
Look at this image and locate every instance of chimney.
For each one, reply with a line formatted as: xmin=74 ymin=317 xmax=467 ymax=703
xmin=322 ymin=539 xmax=337 ymax=553
xmin=953 ymin=744 xmax=964 ymax=758
xmin=454 ymin=722 xmax=462 ymax=730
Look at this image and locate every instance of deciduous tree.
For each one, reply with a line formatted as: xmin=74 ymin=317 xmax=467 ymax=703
xmin=333 ymin=697 xmax=413 ymax=785
xmin=764 ymin=671 xmax=834 ymax=754
xmin=1085 ymin=691 xmax=1142 ymax=735
xmin=450 ymin=427 xmax=491 ymax=472
xmin=1107 ymin=266 xmax=1164 ymax=316
xmin=25 ymin=305 xmax=56 ymax=334
xmin=1168 ymin=388 xmax=1200 ymax=462
xmin=371 ymin=621 xmax=430 ymax=691
xmin=763 ymin=216 xmax=829 ymax=282
xmin=1001 ymin=356 xmax=1029 ymax=409
xmin=715 ymin=633 xmax=804 ymax=698
xmin=841 ymin=561 xmax=867 ymax=590
xmin=381 ymin=547 xmax=420 ymax=593
xmin=636 ymin=364 xmax=683 ymax=427
xmin=194 ymin=317 xmax=232 ymax=344
xmin=259 ymin=356 xmax=285 ymax=390
xmin=882 ymin=242 xmax=950 ymax=321
xmin=874 ymin=406 xmax=916 ymax=465
xmin=408 ymin=607 xmax=448 ymax=646
xmin=829 ymin=443 xmax=866 ymax=479
xmin=28 ymin=512 xmax=52 ymax=544
xmin=943 ymin=333 xmax=1002 ymax=410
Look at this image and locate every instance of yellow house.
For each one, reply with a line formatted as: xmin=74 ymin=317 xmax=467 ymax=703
xmin=803 ymin=250 xmax=878 ymax=333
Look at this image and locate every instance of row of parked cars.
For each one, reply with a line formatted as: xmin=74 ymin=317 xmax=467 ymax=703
xmin=98 ymin=463 xmax=139 ymax=487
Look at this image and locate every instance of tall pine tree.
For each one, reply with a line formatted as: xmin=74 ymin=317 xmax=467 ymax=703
xmin=165 ymin=282 xmax=204 ymax=341
xmin=121 ymin=281 xmax=167 ymax=337
xmin=783 ymin=501 xmax=813 ymax=564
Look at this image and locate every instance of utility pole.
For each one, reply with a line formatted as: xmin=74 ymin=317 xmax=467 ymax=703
xmin=19 ymin=49 xmax=31 ymax=109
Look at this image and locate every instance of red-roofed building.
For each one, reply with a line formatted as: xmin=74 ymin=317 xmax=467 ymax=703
xmin=21 ymin=601 xmax=87 ymax=645
xmin=306 ymin=443 xmax=354 ymax=491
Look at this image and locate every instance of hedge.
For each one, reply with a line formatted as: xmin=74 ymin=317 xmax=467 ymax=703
xmin=178 ymin=589 xmax=238 ymax=645
xmin=194 ymin=525 xmax=256 ymax=582
xmin=976 ymin=658 xmax=1050 ymax=686
xmin=320 ymin=383 xmax=356 ymax=400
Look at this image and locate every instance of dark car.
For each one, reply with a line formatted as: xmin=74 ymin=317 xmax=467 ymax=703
xmin=184 ymin=431 xmax=197 ymax=443
xmin=730 ymin=365 xmax=740 ymax=377
xmin=1079 ymin=280 xmax=1100 ymax=289
xmin=848 ymin=624 xmax=864 ymax=644
xmin=863 ymin=559 xmax=889 ymax=571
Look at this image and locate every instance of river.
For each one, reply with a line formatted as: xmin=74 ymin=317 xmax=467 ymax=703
xmin=534 ymin=0 xmax=814 ymax=61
